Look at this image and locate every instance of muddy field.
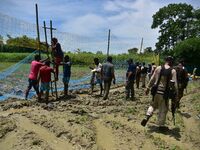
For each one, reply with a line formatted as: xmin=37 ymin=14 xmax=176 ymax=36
xmin=0 ymin=81 xmax=200 ymax=150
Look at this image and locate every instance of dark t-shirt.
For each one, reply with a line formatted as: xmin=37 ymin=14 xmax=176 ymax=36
xmin=102 ymin=62 xmax=114 ymax=81
xmin=126 ymin=63 xmax=136 ymax=80
xmin=63 ymin=62 xmax=71 ymax=77
xmin=54 ymin=43 xmax=64 ymax=58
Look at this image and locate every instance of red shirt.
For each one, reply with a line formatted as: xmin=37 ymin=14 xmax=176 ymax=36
xmin=39 ymin=66 xmax=53 ymax=82
xmin=29 ymin=60 xmax=43 ymax=80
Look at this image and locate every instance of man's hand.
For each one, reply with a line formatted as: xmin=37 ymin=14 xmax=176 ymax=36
xmin=145 ymin=88 xmax=150 ymax=95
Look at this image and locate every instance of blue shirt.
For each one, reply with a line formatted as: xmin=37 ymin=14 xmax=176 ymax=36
xmin=63 ymin=62 xmax=71 ymax=77
xmin=126 ymin=63 xmax=136 ymax=80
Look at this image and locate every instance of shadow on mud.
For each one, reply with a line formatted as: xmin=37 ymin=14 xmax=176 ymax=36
xmin=148 ymin=125 xmax=181 ymax=141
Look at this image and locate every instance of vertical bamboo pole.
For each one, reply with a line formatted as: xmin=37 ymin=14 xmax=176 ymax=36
xmin=50 ymin=20 xmax=58 ymax=100
xmin=35 ymin=4 xmax=41 ymax=57
xmin=107 ymin=29 xmax=111 ymax=57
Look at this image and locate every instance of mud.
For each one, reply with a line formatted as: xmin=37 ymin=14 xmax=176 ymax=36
xmin=0 ymin=81 xmax=200 ymax=150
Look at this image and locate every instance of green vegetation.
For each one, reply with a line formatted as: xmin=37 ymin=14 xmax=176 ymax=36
xmin=0 ymin=51 xmax=156 ymax=65
xmin=152 ymin=3 xmax=200 ymax=51
xmin=124 ymin=107 xmax=137 ymax=115
xmin=0 ymin=53 xmax=31 ymax=62
xmin=173 ymin=37 xmax=200 ymax=65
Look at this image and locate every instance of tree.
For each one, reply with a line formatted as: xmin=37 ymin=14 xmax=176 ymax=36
xmin=128 ymin=47 xmax=138 ymax=54
xmin=0 ymin=35 xmax=3 ymax=45
xmin=6 ymin=35 xmax=46 ymax=50
xmin=144 ymin=47 xmax=153 ymax=53
xmin=173 ymin=37 xmax=200 ymax=65
xmin=152 ymin=3 xmax=200 ymax=51
xmin=96 ymin=51 xmax=103 ymax=55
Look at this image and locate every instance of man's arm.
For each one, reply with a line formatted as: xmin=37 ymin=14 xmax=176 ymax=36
xmin=145 ymin=66 xmax=160 ymax=95
xmin=37 ymin=70 xmax=41 ymax=84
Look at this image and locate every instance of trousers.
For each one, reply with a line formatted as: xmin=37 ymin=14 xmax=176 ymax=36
xmin=146 ymin=94 xmax=169 ymax=126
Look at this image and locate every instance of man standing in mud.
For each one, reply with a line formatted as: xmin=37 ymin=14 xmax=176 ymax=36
xmin=125 ymin=59 xmax=136 ymax=100
xmin=38 ymin=60 xmax=55 ymax=103
xmin=141 ymin=62 xmax=147 ymax=88
xmin=101 ymin=56 xmax=116 ymax=100
xmin=25 ymin=54 xmax=47 ymax=100
xmin=90 ymin=58 xmax=103 ymax=96
xmin=175 ymin=60 xmax=188 ymax=108
xmin=135 ymin=62 xmax=141 ymax=89
xmin=51 ymin=37 xmax=64 ymax=81
xmin=141 ymin=56 xmax=178 ymax=130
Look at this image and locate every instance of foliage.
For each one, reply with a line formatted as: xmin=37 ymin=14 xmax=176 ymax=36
xmin=128 ymin=47 xmax=138 ymax=54
xmin=0 ymin=51 xmax=157 ymax=66
xmin=173 ymin=37 xmax=200 ymax=65
xmin=0 ymin=35 xmax=3 ymax=45
xmin=96 ymin=51 xmax=103 ymax=54
xmin=144 ymin=47 xmax=153 ymax=53
xmin=6 ymin=35 xmax=46 ymax=51
xmin=152 ymin=3 xmax=200 ymax=51
xmin=0 ymin=53 xmax=33 ymax=62
xmin=0 ymin=45 xmax=35 ymax=53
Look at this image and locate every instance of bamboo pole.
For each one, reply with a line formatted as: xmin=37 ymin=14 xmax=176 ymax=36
xmin=107 ymin=29 xmax=111 ymax=57
xmin=35 ymin=4 xmax=41 ymax=57
xmin=50 ymin=20 xmax=58 ymax=100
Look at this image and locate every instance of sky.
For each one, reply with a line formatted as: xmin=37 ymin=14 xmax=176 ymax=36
xmin=0 ymin=0 xmax=199 ymax=53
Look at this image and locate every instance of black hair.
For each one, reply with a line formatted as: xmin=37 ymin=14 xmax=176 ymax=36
xmin=45 ymin=60 xmax=51 ymax=66
xmin=52 ymin=37 xmax=58 ymax=44
xmin=165 ymin=56 xmax=174 ymax=62
xmin=94 ymin=58 xmax=99 ymax=62
xmin=34 ymin=54 xmax=41 ymax=61
xmin=64 ymin=55 xmax=70 ymax=62
xmin=107 ymin=56 xmax=112 ymax=63
xmin=128 ymin=58 xmax=133 ymax=63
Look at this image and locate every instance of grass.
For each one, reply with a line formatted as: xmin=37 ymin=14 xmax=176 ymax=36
xmin=124 ymin=107 xmax=137 ymax=115
xmin=0 ymin=62 xmax=15 ymax=71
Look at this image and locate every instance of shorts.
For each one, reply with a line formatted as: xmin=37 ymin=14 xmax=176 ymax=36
xmin=63 ymin=77 xmax=70 ymax=84
xmin=40 ymin=82 xmax=50 ymax=92
xmin=91 ymin=78 xmax=102 ymax=85
xmin=55 ymin=57 xmax=63 ymax=65
xmin=27 ymin=79 xmax=39 ymax=94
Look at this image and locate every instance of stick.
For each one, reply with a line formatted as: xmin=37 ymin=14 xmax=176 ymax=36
xmin=43 ymin=21 xmax=49 ymax=58
xmin=50 ymin=20 xmax=58 ymax=100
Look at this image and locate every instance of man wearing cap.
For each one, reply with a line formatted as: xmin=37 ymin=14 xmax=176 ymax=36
xmin=125 ymin=59 xmax=136 ymax=100
xmin=141 ymin=56 xmax=178 ymax=130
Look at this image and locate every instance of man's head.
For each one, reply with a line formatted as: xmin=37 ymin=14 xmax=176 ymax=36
xmin=34 ymin=54 xmax=41 ymax=61
xmin=94 ymin=58 xmax=99 ymax=65
xmin=107 ymin=56 xmax=112 ymax=63
xmin=142 ymin=62 xmax=145 ymax=66
xmin=127 ymin=58 xmax=133 ymax=65
xmin=64 ymin=55 xmax=70 ymax=62
xmin=45 ymin=60 xmax=51 ymax=66
xmin=165 ymin=56 xmax=174 ymax=66
xmin=152 ymin=62 xmax=155 ymax=65
xmin=179 ymin=59 xmax=185 ymax=66
xmin=52 ymin=37 xmax=58 ymax=45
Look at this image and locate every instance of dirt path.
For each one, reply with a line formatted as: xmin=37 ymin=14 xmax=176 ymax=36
xmin=94 ymin=119 xmax=117 ymax=150
xmin=0 ymin=81 xmax=200 ymax=150
xmin=15 ymin=114 xmax=74 ymax=150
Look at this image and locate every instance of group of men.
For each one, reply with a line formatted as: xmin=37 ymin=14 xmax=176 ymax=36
xmin=25 ymin=38 xmax=71 ymax=103
xmin=25 ymin=37 xmax=189 ymax=129
xmin=90 ymin=56 xmax=189 ymax=129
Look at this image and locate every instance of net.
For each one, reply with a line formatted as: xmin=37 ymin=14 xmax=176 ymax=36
xmin=0 ymin=13 xmax=129 ymax=101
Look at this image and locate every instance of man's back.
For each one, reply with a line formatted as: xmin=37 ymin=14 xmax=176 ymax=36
xmin=127 ymin=63 xmax=136 ymax=80
xmin=102 ymin=62 xmax=114 ymax=81
xmin=63 ymin=62 xmax=71 ymax=77
xmin=29 ymin=60 xmax=43 ymax=80
xmin=39 ymin=66 xmax=53 ymax=83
